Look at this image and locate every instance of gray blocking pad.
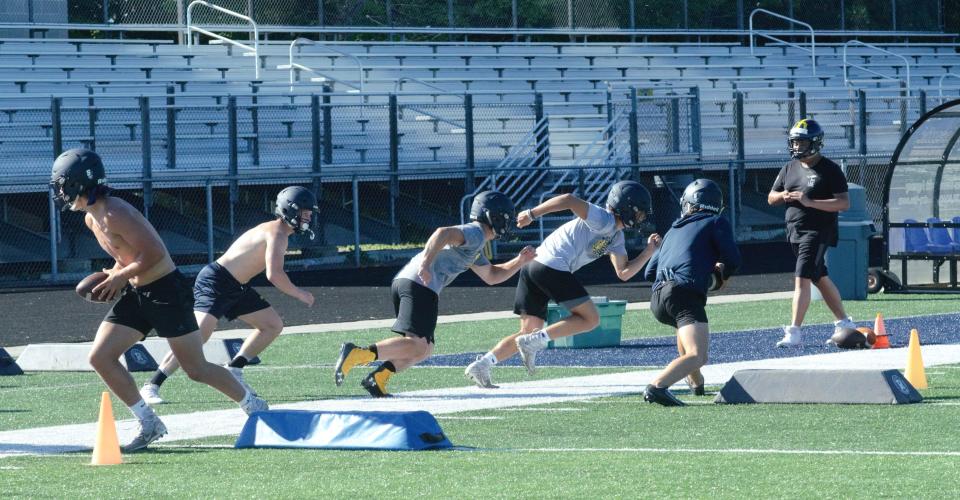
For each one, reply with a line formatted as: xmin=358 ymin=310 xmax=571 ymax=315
xmin=16 ymin=343 xmax=158 ymax=372
xmin=714 ymin=369 xmax=923 ymax=404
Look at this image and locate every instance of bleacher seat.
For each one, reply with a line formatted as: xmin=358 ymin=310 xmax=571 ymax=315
xmin=904 ymin=218 xmax=952 ymax=254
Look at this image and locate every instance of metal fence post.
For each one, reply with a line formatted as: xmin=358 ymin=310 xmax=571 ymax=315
xmin=177 ymin=0 xmax=186 ymax=44
xmin=727 ymin=161 xmax=737 ymax=235
xmin=464 ymin=93 xmax=475 ymax=193
xmin=87 ymin=87 xmax=97 ymax=151
xmin=205 ymin=180 xmax=214 ymax=263
xmin=140 ymin=96 xmax=152 ymax=221
xmin=447 ymin=0 xmax=454 ymax=28
xmin=51 ymin=96 xmax=62 ymax=156
xmin=798 ymin=90 xmax=807 ymax=119
xmin=787 ymin=81 xmax=796 ymax=126
xmin=858 ymin=89 xmax=868 ymax=155
xmin=228 ymin=95 xmax=238 ymax=235
xmin=629 ymin=87 xmax=640 ymax=174
xmin=734 ymin=91 xmax=745 ymax=165
xmin=629 ymin=0 xmax=635 ymax=29
xmin=891 ymin=0 xmax=897 ymax=31
xmin=251 ymin=85 xmax=260 ymax=166
xmin=48 ymin=187 xmax=58 ymax=280
xmin=919 ymin=89 xmax=927 ymax=117
xmin=166 ymin=85 xmax=176 ymax=169
xmin=322 ymin=85 xmax=333 ymax=164
xmin=690 ymin=86 xmax=702 ymax=158
xmin=670 ymin=93 xmax=681 ymax=153
xmin=388 ymin=94 xmax=399 ymax=230
xmin=512 ymin=0 xmax=518 ymax=33
xmin=352 ymin=176 xmax=361 ymax=267
xmin=311 ymin=94 xmax=321 ymax=171
xmin=734 ymin=90 xmax=745 ymax=227
xmin=899 ymin=81 xmax=908 ymax=136
xmin=567 ymin=0 xmax=573 ymax=30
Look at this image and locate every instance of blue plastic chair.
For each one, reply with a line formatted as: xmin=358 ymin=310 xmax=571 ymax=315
xmin=920 ymin=218 xmax=953 ymax=254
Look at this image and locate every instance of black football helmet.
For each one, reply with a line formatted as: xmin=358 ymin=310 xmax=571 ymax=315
xmin=275 ymin=186 xmax=319 ymax=239
xmin=470 ymin=191 xmax=515 ymax=239
xmin=788 ymin=119 xmax=824 ymax=159
xmin=49 ymin=148 xmax=107 ymax=211
xmin=606 ymin=181 xmax=651 ymax=229
xmin=680 ymin=178 xmax=723 ymax=217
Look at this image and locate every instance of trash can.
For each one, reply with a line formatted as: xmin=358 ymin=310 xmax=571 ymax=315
xmin=822 ymin=183 xmax=876 ymax=300
xmin=546 ymin=296 xmax=627 ymax=348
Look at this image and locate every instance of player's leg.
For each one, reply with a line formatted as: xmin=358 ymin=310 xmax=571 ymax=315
xmin=140 ymin=311 xmax=218 ymax=404
xmin=89 ymin=320 xmax=168 ymax=451
xmin=230 ymin=287 xmax=280 ymax=366
xmin=361 ymin=335 xmax=435 ymax=398
xmin=778 ymin=241 xmax=813 ymax=347
xmin=651 ymin=322 xmax=709 ymax=389
xmin=809 ymin=248 xmax=855 ymax=332
xmin=165 ymin=330 xmax=265 ymax=414
xmin=679 ymin=336 xmax=705 ymax=395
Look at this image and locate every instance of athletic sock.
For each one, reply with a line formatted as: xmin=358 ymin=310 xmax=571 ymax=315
xmin=367 ymin=344 xmax=379 ymax=360
xmin=129 ymin=399 xmax=156 ymax=420
xmin=149 ymin=369 xmax=168 ymax=387
xmin=240 ymin=389 xmax=254 ymax=407
xmin=380 ymin=361 xmax=396 ymax=373
xmin=481 ymin=352 xmax=498 ymax=365
xmin=229 ymin=356 xmax=249 ymax=369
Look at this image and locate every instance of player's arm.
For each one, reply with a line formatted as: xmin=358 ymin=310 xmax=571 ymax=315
xmin=471 ymin=245 xmax=536 ymax=285
xmin=517 ymin=193 xmax=590 ymax=228
xmin=92 ymin=207 xmax=168 ymax=301
xmin=767 ymin=167 xmax=791 ymax=206
xmin=712 ymin=217 xmax=742 ymax=279
xmin=418 ymin=226 xmax=467 ymax=286
xmin=799 ymin=191 xmax=850 ymax=212
xmin=609 ymin=233 xmax=661 ymax=281
xmin=265 ymin=228 xmax=314 ymax=306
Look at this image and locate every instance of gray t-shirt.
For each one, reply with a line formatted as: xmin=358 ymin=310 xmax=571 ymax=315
xmin=535 ymin=203 xmax=626 ymax=273
xmin=394 ymin=222 xmax=491 ymax=294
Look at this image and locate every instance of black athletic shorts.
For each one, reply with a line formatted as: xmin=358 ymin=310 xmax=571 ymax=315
xmin=791 ymin=234 xmax=830 ymax=282
xmin=513 ymin=260 xmax=590 ymax=321
xmin=193 ymin=262 xmax=271 ymax=321
xmin=650 ymin=281 xmax=708 ymax=329
xmin=391 ymin=278 xmax=438 ymax=344
xmin=103 ymin=270 xmax=199 ymax=339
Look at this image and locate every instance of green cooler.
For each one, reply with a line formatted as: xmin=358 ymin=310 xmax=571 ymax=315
xmin=546 ymin=297 xmax=627 ymax=348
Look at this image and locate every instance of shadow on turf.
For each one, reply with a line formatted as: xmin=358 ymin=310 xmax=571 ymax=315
xmin=0 ymin=409 xmax=29 ymax=413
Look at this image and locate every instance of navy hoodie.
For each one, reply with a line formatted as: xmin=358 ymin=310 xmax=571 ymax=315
xmin=643 ymin=211 xmax=742 ymax=296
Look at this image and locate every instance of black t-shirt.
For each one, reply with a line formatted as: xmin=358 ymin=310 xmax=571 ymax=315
xmin=771 ymin=156 xmax=848 ymax=244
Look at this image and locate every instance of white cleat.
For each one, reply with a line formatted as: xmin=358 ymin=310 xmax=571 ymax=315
xmin=465 ymin=356 xmax=499 ymax=389
xmin=139 ymin=383 xmax=164 ymax=405
xmin=516 ymin=333 xmax=549 ymax=375
xmin=240 ymin=394 xmax=269 ymax=415
xmin=122 ymin=415 xmax=167 ymax=452
xmin=834 ymin=316 xmax=857 ymax=335
xmin=776 ymin=326 xmax=803 ymax=348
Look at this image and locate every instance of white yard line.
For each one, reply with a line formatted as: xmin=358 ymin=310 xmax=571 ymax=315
xmin=2 ymin=343 xmax=959 ymax=459
xmin=497 ymin=447 xmax=960 ymax=457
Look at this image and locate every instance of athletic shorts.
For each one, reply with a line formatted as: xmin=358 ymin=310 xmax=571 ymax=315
xmin=791 ymin=236 xmax=830 ymax=282
xmin=103 ymin=270 xmax=198 ymax=339
xmin=193 ymin=262 xmax=271 ymax=321
xmin=513 ymin=260 xmax=590 ymax=321
xmin=391 ymin=278 xmax=439 ymax=344
xmin=650 ymin=281 xmax=708 ymax=329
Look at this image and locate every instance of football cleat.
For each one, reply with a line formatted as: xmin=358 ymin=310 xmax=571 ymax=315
xmin=240 ymin=394 xmax=269 ymax=415
xmin=516 ymin=333 xmax=549 ymax=375
xmin=776 ymin=325 xmax=802 ymax=348
xmin=361 ymin=365 xmax=394 ymax=398
xmin=121 ymin=415 xmax=167 ymax=452
xmin=643 ymin=384 xmax=686 ymax=407
xmin=465 ymin=356 xmax=498 ymax=389
xmin=334 ymin=342 xmax=375 ymax=386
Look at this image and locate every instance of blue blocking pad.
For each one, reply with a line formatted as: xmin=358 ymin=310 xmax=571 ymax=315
xmin=235 ymin=410 xmax=452 ymax=450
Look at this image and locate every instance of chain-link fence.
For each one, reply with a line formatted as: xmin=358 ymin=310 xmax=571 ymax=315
xmin=54 ymin=0 xmax=944 ymax=31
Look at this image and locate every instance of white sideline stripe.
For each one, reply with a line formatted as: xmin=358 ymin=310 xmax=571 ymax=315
xmin=499 ymin=447 xmax=960 ymax=457
xmin=2 ymin=343 xmax=959 ymax=459
xmin=5 ymin=291 xmax=793 ymax=358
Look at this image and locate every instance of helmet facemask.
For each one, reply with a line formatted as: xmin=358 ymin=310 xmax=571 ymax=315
xmin=483 ymin=208 xmax=513 ymax=239
xmin=789 ymin=137 xmax=822 ymax=160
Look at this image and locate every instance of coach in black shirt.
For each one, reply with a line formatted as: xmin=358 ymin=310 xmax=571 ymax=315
xmin=768 ymin=119 xmax=857 ymax=347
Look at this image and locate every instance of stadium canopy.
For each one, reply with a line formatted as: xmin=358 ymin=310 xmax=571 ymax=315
xmin=882 ymin=99 xmax=960 ymax=291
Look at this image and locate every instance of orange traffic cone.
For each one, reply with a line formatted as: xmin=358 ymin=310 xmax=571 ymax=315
xmin=905 ymin=329 xmax=928 ymax=390
xmin=91 ymin=391 xmax=122 ymax=465
xmin=872 ymin=313 xmax=890 ymax=349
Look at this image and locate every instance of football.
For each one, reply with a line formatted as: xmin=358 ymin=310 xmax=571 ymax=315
xmin=75 ymin=271 xmax=110 ymax=303
xmin=857 ymin=326 xmax=877 ymax=347
xmin=830 ymin=327 xmax=869 ymax=349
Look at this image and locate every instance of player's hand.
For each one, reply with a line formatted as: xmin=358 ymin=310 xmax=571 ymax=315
xmin=516 ymin=209 xmax=534 ymax=229
xmin=418 ymin=265 xmax=433 ymax=286
xmin=298 ymin=289 xmax=315 ymax=307
xmin=647 ymin=233 xmax=662 ymax=248
xmin=92 ymin=268 xmax=126 ymax=302
xmin=518 ymin=245 xmax=536 ymax=263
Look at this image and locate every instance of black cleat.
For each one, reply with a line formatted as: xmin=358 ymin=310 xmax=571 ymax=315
xmin=643 ymin=384 xmax=686 ymax=407
xmin=361 ymin=367 xmax=393 ymax=398
xmin=693 ymin=385 xmax=705 ymax=396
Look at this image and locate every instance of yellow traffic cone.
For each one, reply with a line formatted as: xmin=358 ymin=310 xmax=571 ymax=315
xmin=904 ymin=329 xmax=928 ymax=390
xmin=91 ymin=391 xmax=122 ymax=465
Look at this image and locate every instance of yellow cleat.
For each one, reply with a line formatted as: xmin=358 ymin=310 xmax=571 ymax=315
xmin=361 ymin=364 xmax=394 ymax=398
xmin=334 ymin=343 xmax=375 ymax=386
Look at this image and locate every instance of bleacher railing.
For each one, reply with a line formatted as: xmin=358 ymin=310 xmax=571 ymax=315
xmin=842 ymin=40 xmax=911 ymax=114
xmin=185 ymin=0 xmax=260 ymax=79
xmin=749 ymin=9 xmax=817 ymax=76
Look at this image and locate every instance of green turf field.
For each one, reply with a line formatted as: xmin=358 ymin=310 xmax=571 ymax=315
xmin=2 ymin=293 xmax=959 ymax=497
